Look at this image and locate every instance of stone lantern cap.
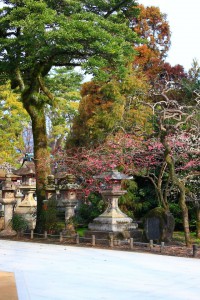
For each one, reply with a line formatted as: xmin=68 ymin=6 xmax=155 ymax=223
xmin=93 ymin=170 xmax=133 ymax=181
xmin=60 ymin=182 xmax=81 ymax=190
xmin=13 ymin=160 xmax=35 ymax=176
xmin=2 ymin=174 xmax=16 ymax=190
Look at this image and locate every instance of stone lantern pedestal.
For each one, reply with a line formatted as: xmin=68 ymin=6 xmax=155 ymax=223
xmin=62 ymin=196 xmax=78 ymax=223
xmin=60 ymin=175 xmax=81 ymax=234
xmin=15 ymin=189 xmax=24 ymax=207
xmin=15 ymin=188 xmax=37 ymax=230
xmin=0 ymin=174 xmax=17 ymax=236
xmin=45 ymin=175 xmax=56 ymax=201
xmin=89 ymin=189 xmax=137 ymax=233
xmin=88 ymin=170 xmax=138 ymax=239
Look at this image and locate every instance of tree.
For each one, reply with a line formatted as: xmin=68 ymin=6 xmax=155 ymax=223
xmin=0 ymin=83 xmax=30 ymax=166
xmin=56 ymin=94 xmax=200 ymax=246
xmin=68 ymin=69 xmax=150 ymax=146
xmin=68 ymin=4 xmax=172 ymax=146
xmin=45 ymin=68 xmax=83 ymax=150
xmin=132 ymin=4 xmax=171 ymax=80
xmin=0 ymin=0 xmax=141 ymax=230
xmin=147 ymin=86 xmax=200 ymax=246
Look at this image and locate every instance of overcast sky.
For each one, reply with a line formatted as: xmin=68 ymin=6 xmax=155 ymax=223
xmin=139 ymin=0 xmax=200 ymax=71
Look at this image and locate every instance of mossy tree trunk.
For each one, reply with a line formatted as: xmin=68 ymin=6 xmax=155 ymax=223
xmin=161 ymin=132 xmax=191 ymax=247
xmin=196 ymin=206 xmax=200 ymax=238
xmin=146 ymin=161 xmax=169 ymax=211
xmin=22 ymin=85 xmax=50 ymax=232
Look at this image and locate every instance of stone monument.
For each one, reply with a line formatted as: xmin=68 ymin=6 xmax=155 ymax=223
xmin=144 ymin=207 xmax=175 ymax=242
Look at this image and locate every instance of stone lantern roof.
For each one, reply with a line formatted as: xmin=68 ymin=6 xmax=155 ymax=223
xmin=94 ymin=170 xmax=133 ymax=180
xmin=13 ymin=160 xmax=35 ymax=176
xmin=0 ymin=169 xmax=21 ymax=181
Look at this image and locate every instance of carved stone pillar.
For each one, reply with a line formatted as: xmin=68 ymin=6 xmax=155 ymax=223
xmin=15 ymin=188 xmax=37 ymax=230
xmin=0 ymin=174 xmax=16 ymax=236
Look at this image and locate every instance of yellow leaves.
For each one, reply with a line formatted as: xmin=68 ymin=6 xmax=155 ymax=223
xmin=0 ymin=83 xmax=30 ymax=166
xmin=0 ymin=83 xmax=28 ymax=118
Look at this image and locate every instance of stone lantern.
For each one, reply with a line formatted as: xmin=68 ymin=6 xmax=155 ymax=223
xmin=60 ymin=174 xmax=81 ymax=233
xmin=88 ymin=170 xmax=138 ymax=238
xmin=0 ymin=174 xmax=17 ymax=236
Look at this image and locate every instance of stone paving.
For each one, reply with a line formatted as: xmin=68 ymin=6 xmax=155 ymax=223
xmin=1 ymin=239 xmax=200 ymax=300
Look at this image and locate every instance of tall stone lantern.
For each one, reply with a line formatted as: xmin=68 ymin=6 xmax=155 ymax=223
xmin=88 ymin=170 xmax=138 ymax=237
xmin=60 ymin=175 xmax=81 ymax=232
xmin=0 ymin=174 xmax=17 ymax=236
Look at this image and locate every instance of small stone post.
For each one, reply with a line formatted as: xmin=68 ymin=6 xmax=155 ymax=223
xmin=130 ymin=238 xmax=133 ymax=249
xmin=76 ymin=234 xmax=80 ymax=244
xmin=110 ymin=233 xmax=114 ymax=247
xmin=60 ymin=232 xmax=63 ymax=242
xmin=92 ymin=235 xmax=95 ymax=246
xmin=160 ymin=242 xmax=165 ymax=253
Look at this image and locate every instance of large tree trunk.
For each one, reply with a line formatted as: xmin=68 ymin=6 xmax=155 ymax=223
xmin=161 ymin=133 xmax=191 ymax=246
xmin=23 ymin=96 xmax=50 ymax=232
xmin=196 ymin=205 xmax=200 ymax=238
xmin=178 ymin=185 xmax=191 ymax=246
xmin=32 ymin=109 xmax=50 ymax=231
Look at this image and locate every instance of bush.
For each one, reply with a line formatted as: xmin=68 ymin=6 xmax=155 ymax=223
xmin=11 ymin=214 xmax=28 ymax=233
xmin=73 ymin=192 xmax=105 ymax=226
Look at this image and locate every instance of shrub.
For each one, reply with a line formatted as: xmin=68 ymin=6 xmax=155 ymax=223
xmin=11 ymin=214 xmax=28 ymax=233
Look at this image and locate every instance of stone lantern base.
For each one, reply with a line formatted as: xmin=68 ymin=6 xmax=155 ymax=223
xmin=88 ymin=215 xmax=138 ymax=233
xmin=0 ymin=228 xmax=17 ymax=237
xmin=87 ymin=189 xmax=138 ymax=239
xmin=15 ymin=190 xmax=37 ymax=230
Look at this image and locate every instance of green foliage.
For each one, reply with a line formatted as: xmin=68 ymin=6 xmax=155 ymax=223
xmin=119 ymin=179 xmax=139 ymax=219
xmin=11 ymin=214 xmax=28 ymax=232
xmin=133 ymin=177 xmax=158 ymax=220
xmin=0 ymin=83 xmax=30 ymax=165
xmin=173 ymin=231 xmax=200 ymax=246
xmin=45 ymin=68 xmax=83 ymax=148
xmin=74 ymin=192 xmax=105 ymax=226
xmin=0 ymin=0 xmax=141 ymax=87
xmin=76 ymin=227 xmax=88 ymax=237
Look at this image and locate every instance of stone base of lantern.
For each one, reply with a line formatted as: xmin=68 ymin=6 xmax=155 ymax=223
xmin=0 ymin=228 xmax=17 ymax=237
xmin=85 ymin=228 xmax=141 ymax=241
xmin=88 ymin=217 xmax=138 ymax=233
xmin=15 ymin=190 xmax=37 ymax=230
xmin=87 ymin=188 xmax=139 ymax=239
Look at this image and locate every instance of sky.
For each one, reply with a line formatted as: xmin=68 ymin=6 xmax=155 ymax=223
xmin=139 ymin=0 xmax=200 ymax=71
